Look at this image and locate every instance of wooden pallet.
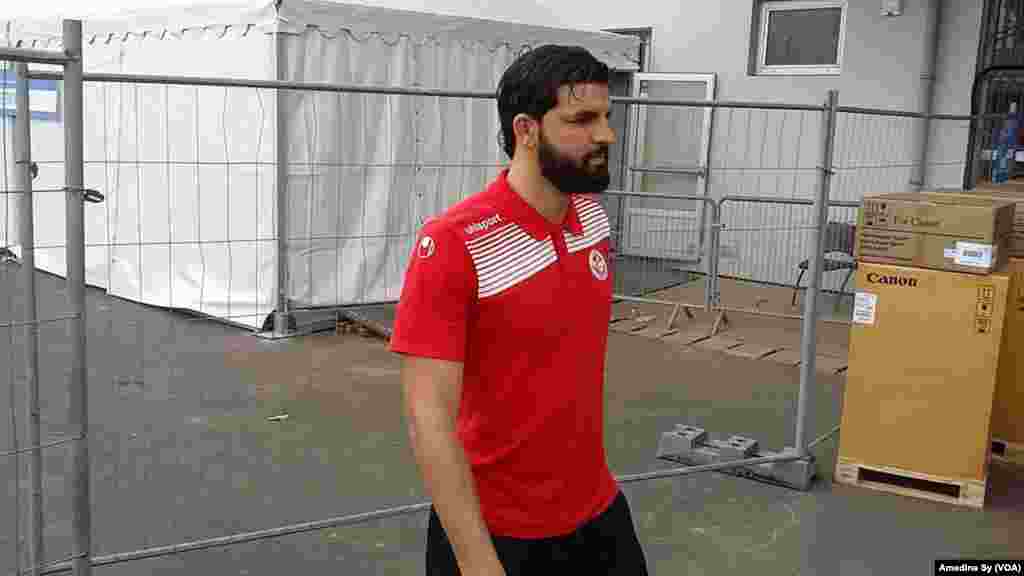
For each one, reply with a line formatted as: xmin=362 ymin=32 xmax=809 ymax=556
xmin=834 ymin=458 xmax=987 ymax=509
xmin=991 ymin=438 xmax=1024 ymax=466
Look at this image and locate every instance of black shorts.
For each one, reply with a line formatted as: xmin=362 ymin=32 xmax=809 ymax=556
xmin=425 ymin=490 xmax=649 ymax=575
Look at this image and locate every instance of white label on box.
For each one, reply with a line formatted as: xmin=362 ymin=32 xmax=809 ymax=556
xmin=955 ymin=242 xmax=994 ymax=268
xmin=853 ymin=292 xmax=878 ymax=325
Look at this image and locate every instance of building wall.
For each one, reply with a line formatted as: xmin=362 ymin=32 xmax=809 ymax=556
xmin=541 ymin=1 xmax=974 ymax=107
xmin=542 ymin=0 xmax=982 ymax=188
xmin=540 ymin=0 xmax=984 ymax=291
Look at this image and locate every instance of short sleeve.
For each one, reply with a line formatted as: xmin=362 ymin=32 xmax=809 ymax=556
xmin=389 ymin=220 xmax=477 ymax=362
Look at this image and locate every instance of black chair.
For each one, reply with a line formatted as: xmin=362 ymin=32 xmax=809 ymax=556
xmin=791 ymin=221 xmax=857 ymax=312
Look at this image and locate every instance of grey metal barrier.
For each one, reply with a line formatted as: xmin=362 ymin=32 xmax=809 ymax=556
xmin=3 ymin=67 xmax=839 ymax=576
xmin=1 ymin=22 xmax=91 ymax=576
xmin=601 ymin=190 xmax=718 ymax=319
xmin=713 ymin=194 xmax=861 ymax=325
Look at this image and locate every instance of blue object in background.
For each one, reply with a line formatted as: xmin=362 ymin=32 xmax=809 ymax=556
xmin=991 ymin=111 xmax=1020 ymax=184
xmin=0 ymin=64 xmax=61 ymax=122
xmin=992 ymin=124 xmax=1010 ymax=184
xmin=1009 ymin=111 xmax=1020 ymax=176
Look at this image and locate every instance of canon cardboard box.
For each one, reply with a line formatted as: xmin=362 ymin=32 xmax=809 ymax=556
xmin=935 ymin=187 xmax=1024 ymax=258
xmin=839 ymin=261 xmax=1011 ymax=486
xmin=855 ymin=192 xmax=1015 ymax=274
xmin=993 ymin=258 xmax=1024 ymax=453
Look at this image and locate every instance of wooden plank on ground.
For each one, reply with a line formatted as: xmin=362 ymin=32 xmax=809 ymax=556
xmin=814 ymin=354 xmax=848 ymax=374
xmin=609 ymin=315 xmax=660 ymax=334
xmin=763 ymin=348 xmax=802 ymax=366
xmin=660 ymin=326 xmax=714 ymax=346
xmin=695 ymin=335 xmax=745 ymax=352
xmin=631 ymin=325 xmax=678 ymax=340
xmin=723 ymin=343 xmax=782 ymax=360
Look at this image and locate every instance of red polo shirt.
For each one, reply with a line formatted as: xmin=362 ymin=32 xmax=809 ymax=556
xmin=389 ymin=168 xmax=619 ymax=538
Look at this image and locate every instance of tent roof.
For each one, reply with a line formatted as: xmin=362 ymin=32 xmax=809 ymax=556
xmin=2 ymin=0 xmax=641 ymax=70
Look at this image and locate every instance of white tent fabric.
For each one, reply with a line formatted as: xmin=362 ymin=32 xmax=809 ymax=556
xmin=346 ymin=0 xmax=570 ymax=29
xmin=1 ymin=0 xmax=640 ymax=329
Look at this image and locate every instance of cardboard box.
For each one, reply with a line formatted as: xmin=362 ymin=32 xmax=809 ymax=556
xmin=838 ymin=262 xmax=1011 ymax=483
xmin=935 ymin=187 xmax=1024 ymax=258
xmin=993 ymin=258 xmax=1024 ymax=448
xmin=975 ymin=178 xmax=1024 ymax=194
xmin=855 ymin=192 xmax=1015 ymax=274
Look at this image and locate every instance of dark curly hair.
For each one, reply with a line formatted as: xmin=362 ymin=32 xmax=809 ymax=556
xmin=496 ymin=45 xmax=610 ymax=159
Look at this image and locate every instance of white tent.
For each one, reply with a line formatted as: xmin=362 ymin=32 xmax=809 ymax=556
xmin=1 ymin=0 xmax=640 ymax=330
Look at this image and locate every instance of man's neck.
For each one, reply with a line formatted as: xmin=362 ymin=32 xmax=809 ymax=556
xmin=506 ymin=160 xmax=569 ymax=226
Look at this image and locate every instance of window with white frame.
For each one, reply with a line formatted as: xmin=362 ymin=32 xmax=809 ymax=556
xmin=754 ymin=0 xmax=847 ymax=75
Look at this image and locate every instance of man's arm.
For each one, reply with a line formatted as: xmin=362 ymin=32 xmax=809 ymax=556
xmin=401 ymin=354 xmax=505 ymax=575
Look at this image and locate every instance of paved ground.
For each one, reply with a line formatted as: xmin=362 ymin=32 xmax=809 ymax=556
xmin=1 ymin=261 xmax=1022 ymax=576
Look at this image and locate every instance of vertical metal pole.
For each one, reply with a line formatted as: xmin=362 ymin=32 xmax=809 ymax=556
xmin=63 ymin=20 xmax=92 ymax=576
xmin=795 ymin=90 xmax=838 ymax=459
xmin=274 ymin=30 xmax=290 ymax=335
xmin=705 ymin=199 xmax=721 ymax=312
xmin=6 ymin=54 xmax=24 ymax=576
xmin=15 ymin=61 xmax=44 ymax=576
xmin=913 ymin=0 xmax=941 ymax=191
xmin=712 ymin=200 xmax=722 ymax=311
xmin=700 ymin=98 xmax=716 ymax=310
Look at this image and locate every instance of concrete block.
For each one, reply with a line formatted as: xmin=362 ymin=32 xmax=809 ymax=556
xmin=718 ymin=435 xmax=759 ymax=460
xmin=655 ymin=425 xmax=707 ymax=459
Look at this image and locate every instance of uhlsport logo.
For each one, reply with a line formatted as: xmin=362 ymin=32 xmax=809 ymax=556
xmin=418 ymin=236 xmax=436 ymax=259
xmin=589 ymin=249 xmax=608 ymax=281
xmin=464 ymin=214 xmax=503 ymax=235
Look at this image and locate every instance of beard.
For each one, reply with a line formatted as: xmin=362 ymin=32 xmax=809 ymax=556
xmin=538 ymin=133 xmax=611 ymax=195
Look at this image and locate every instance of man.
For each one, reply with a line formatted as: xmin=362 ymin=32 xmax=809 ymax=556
xmin=389 ymin=44 xmax=649 ymax=575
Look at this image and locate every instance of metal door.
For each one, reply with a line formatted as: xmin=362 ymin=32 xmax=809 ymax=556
xmin=622 ymin=73 xmax=715 ymax=264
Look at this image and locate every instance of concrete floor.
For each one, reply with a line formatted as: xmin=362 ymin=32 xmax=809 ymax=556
xmin=1 ymin=261 xmax=1021 ymax=576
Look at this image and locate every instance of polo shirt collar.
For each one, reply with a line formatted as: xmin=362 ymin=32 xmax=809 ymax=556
xmin=494 ymin=169 xmax=585 ymax=241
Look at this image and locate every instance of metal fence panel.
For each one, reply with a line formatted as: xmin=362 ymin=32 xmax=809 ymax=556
xmin=603 ymin=190 xmax=711 ymax=311
xmin=707 ymin=105 xmax=830 ymax=320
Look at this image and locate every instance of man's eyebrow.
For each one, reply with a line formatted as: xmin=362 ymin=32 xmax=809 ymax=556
xmin=566 ymin=109 xmax=612 ymax=119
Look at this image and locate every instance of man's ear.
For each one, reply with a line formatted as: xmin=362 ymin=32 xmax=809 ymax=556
xmin=512 ymin=113 xmax=538 ymax=150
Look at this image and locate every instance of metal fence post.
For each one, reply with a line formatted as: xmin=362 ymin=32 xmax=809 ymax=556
xmin=15 ymin=61 xmax=45 ymax=576
xmin=794 ymin=90 xmax=839 ymax=459
xmin=274 ymin=31 xmax=291 ymax=336
xmin=705 ymin=199 xmax=722 ymax=312
xmin=63 ymin=19 xmax=93 ymax=576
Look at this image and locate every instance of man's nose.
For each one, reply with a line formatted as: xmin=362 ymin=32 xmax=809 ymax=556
xmin=595 ymin=118 xmax=616 ymax=145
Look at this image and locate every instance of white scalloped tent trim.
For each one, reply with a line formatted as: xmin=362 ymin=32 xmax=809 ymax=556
xmin=1 ymin=0 xmax=641 ymax=70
